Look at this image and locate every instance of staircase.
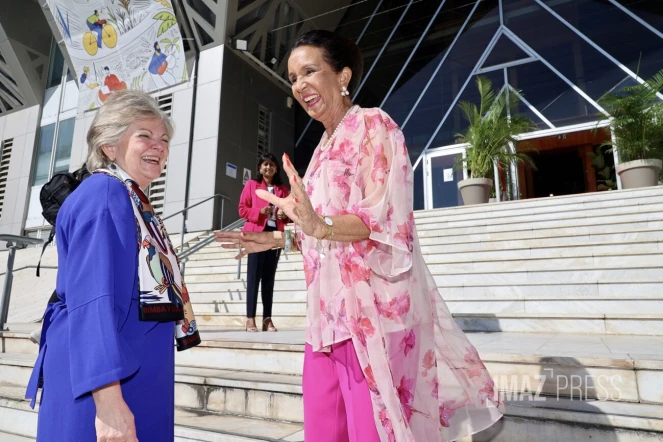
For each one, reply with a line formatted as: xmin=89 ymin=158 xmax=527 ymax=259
xmin=2 ymin=187 xmax=663 ymax=440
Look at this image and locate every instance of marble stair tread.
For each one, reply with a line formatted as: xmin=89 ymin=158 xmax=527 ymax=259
xmin=414 ymin=186 xmax=663 ymax=217
xmin=503 ymin=397 xmax=663 ymax=432
xmin=0 ymin=432 xmax=33 ymax=441
xmin=175 ymin=366 xmax=301 ymax=394
xmin=414 ymin=194 xmax=663 ymax=223
xmin=175 ymin=409 xmax=303 ymax=442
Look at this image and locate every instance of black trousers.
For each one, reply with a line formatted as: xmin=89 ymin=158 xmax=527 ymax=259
xmin=246 ymin=226 xmax=281 ymax=318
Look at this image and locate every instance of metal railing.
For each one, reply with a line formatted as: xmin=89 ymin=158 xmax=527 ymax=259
xmin=178 ymin=218 xmax=245 ymax=277
xmin=0 ymin=235 xmax=45 ymax=330
xmin=161 ymin=193 xmax=230 ymax=258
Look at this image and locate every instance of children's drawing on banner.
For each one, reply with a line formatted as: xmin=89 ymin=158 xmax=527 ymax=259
xmin=48 ymin=0 xmax=187 ymax=111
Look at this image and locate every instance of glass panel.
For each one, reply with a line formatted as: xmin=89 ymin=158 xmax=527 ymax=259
xmin=620 ymin=0 xmax=663 ymax=32
xmin=510 ymin=89 xmax=549 ymax=129
xmin=508 ymin=61 xmax=601 ymax=127
xmin=46 ymin=41 xmax=65 ymax=89
xmin=354 ymin=0 xmax=446 ymax=108
xmin=430 ymin=152 xmax=464 ymax=208
xmin=482 ymin=35 xmax=530 ymax=68
xmin=53 ymin=118 xmax=75 ymax=175
xmin=393 ymin=2 xmax=501 ymax=165
xmin=431 ymin=69 xmax=505 ymax=148
xmin=383 ymin=0 xmax=497 ymax=128
xmin=542 ymin=0 xmax=663 ymax=80
xmin=33 ymin=123 xmax=56 ymax=186
xmin=503 ymin=0 xmax=627 ymax=101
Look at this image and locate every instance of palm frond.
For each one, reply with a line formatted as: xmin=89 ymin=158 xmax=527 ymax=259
xmin=455 ymin=76 xmax=536 ymax=178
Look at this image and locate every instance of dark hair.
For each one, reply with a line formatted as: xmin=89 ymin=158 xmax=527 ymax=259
xmin=255 ymin=152 xmax=283 ymax=186
xmin=292 ymin=30 xmax=364 ymax=95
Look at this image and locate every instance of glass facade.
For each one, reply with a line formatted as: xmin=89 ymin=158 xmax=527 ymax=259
xmin=293 ymin=0 xmax=663 ymax=209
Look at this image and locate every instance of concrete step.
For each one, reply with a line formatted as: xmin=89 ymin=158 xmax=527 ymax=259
xmin=417 ymin=211 xmax=663 ymax=238
xmin=189 ymin=290 xmax=308 ymax=304
xmin=195 ymin=313 xmax=306 ymax=329
xmin=185 ymin=252 xmax=663 ymax=278
xmin=194 ymin=301 xmax=306 ymax=314
xmin=175 ymin=409 xmax=303 ymax=441
xmin=415 ymin=192 xmax=663 ymax=223
xmin=0 ymin=385 xmax=305 ymax=442
xmin=414 ymin=186 xmax=663 ymax=218
xmin=445 ymin=299 xmax=663 ymax=315
xmin=175 ymin=366 xmax=302 ymax=423
xmin=186 ymin=238 xmax=663 ymax=269
xmin=454 ymin=312 xmax=663 ymax=335
xmin=462 ymin=398 xmax=663 ymax=441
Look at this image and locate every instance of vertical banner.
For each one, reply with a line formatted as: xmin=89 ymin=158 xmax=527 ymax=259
xmin=48 ymin=0 xmax=188 ymax=111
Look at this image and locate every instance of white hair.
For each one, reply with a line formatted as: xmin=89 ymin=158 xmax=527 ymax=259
xmin=86 ymin=90 xmax=174 ymax=171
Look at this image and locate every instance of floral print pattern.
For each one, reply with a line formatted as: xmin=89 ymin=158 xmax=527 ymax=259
xmin=302 ymin=106 xmax=504 ymax=441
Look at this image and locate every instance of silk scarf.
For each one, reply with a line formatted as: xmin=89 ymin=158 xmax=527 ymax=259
xmin=96 ymin=167 xmax=200 ymax=351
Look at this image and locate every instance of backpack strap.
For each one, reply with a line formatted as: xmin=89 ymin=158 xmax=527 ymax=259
xmin=35 ymin=229 xmax=55 ymax=277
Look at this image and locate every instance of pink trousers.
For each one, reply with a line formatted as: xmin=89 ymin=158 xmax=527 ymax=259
xmin=303 ymin=340 xmax=381 ymax=442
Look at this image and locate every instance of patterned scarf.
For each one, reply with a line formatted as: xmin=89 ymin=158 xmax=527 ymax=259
xmin=96 ymin=167 xmax=200 ymax=351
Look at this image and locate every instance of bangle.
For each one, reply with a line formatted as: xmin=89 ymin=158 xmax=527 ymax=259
xmin=284 ymin=230 xmax=292 ymax=253
xmin=272 ymin=231 xmax=283 ymax=250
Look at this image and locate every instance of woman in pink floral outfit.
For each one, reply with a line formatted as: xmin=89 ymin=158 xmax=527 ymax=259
xmin=216 ymin=30 xmax=504 ymax=442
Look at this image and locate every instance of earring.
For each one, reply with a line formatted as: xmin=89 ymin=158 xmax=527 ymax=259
xmin=341 ymin=86 xmax=349 ymax=97
xmin=110 ymin=163 xmax=117 ymax=170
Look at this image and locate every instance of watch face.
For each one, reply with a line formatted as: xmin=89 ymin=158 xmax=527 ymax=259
xmin=324 ymin=216 xmax=334 ymax=226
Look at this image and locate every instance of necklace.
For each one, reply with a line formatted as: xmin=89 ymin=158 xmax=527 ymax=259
xmin=320 ymin=105 xmax=356 ymax=151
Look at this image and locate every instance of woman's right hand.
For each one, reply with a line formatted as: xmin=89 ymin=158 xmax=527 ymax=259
xmin=93 ymin=382 xmax=138 ymax=442
xmin=260 ymin=206 xmax=273 ymax=216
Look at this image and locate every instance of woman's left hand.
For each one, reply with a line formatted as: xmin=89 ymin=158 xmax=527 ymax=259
xmin=276 ymin=209 xmax=288 ymax=221
xmin=256 ymin=154 xmax=325 ymax=238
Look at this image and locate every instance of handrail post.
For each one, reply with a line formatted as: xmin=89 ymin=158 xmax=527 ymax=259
xmin=220 ymin=198 xmax=225 ymax=229
xmin=236 ymin=256 xmax=242 ymax=280
xmin=0 ymin=242 xmax=17 ymax=330
xmin=0 ymin=235 xmax=43 ymax=330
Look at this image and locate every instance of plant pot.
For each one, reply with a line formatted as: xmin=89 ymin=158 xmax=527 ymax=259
xmin=458 ymin=178 xmax=493 ymax=205
xmin=615 ymin=159 xmax=663 ymax=189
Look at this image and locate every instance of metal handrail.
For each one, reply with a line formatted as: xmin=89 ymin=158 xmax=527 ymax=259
xmin=161 ymin=193 xmax=230 ymax=263
xmin=178 ymin=219 xmax=245 ymax=277
xmin=161 ymin=193 xmax=230 ymax=221
xmin=1 ymin=235 xmax=45 ymax=330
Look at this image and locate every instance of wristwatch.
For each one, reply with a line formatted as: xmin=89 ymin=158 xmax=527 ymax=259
xmin=321 ymin=216 xmax=334 ymax=241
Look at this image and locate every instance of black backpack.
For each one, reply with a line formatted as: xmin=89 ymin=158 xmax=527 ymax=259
xmin=36 ymin=165 xmax=91 ymax=278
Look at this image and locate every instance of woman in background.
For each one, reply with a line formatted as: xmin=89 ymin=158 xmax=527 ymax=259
xmin=238 ymin=153 xmax=289 ymax=332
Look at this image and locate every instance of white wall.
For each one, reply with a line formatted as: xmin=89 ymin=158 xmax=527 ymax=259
xmin=0 ymin=105 xmax=40 ymax=236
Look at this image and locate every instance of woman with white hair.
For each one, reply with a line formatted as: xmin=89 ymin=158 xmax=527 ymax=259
xmin=26 ymin=90 xmax=200 ymax=441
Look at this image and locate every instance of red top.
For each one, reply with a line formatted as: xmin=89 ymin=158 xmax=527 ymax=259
xmin=239 ymin=179 xmax=290 ymax=232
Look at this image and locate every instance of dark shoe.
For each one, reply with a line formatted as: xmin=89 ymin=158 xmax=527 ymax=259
xmin=263 ymin=317 xmax=278 ymax=332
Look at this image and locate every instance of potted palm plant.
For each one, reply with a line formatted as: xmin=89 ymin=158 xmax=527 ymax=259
xmin=456 ymin=76 xmax=536 ymax=205
xmin=600 ymin=69 xmax=663 ymax=189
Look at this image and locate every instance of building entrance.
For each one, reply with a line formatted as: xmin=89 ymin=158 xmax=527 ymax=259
xmin=519 ymin=128 xmax=613 ymax=199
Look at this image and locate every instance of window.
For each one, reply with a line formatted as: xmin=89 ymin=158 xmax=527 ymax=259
xmin=46 ymin=40 xmax=66 ymax=89
xmin=0 ymin=139 xmax=13 ymax=217
xmin=33 ymin=123 xmax=56 ymax=186
xmin=32 ymin=118 xmax=75 ymax=186
xmin=148 ymin=94 xmax=173 ymax=216
xmin=257 ymin=105 xmax=271 ymax=155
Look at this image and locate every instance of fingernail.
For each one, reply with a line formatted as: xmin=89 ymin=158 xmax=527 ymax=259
xmin=295 ymin=197 xmax=299 ymax=203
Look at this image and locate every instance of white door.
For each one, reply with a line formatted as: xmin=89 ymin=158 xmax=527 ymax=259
xmin=424 ymin=145 xmax=468 ymax=210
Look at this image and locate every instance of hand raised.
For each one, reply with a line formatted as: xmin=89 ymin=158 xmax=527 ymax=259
xmin=256 ymin=153 xmax=325 ymax=238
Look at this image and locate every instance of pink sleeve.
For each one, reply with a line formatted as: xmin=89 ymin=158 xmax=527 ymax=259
xmin=344 ymin=109 xmax=414 ymax=278
xmin=238 ymin=181 xmax=262 ymax=224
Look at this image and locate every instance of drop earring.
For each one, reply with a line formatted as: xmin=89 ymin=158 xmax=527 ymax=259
xmin=341 ymin=85 xmax=349 ymax=97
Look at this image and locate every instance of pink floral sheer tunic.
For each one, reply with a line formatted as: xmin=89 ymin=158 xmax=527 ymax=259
xmin=300 ymin=106 xmax=504 ymax=441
